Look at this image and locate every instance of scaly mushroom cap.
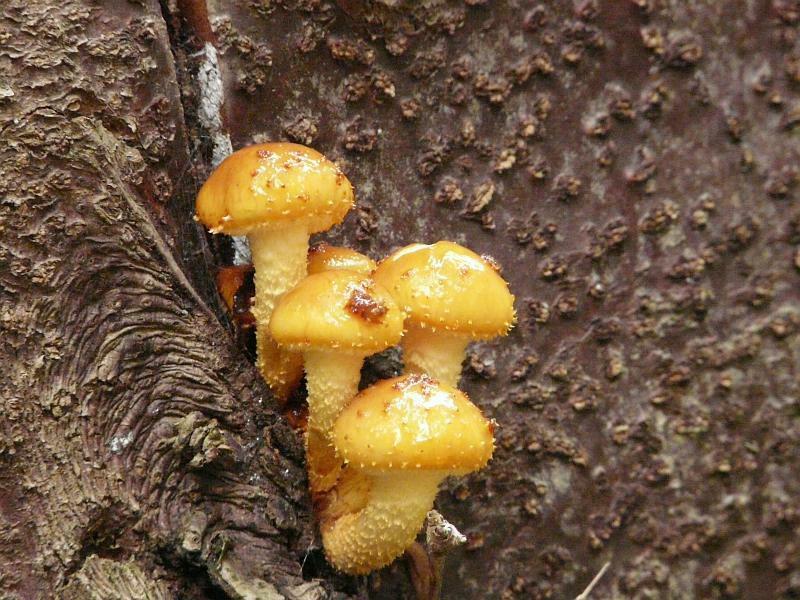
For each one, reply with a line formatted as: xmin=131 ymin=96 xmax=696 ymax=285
xmin=334 ymin=374 xmax=494 ymax=474
xmin=372 ymin=241 xmax=516 ymax=339
xmin=195 ymin=143 xmax=354 ymax=236
xmin=307 ymin=242 xmax=377 ymax=275
xmin=269 ymin=271 xmax=404 ymax=354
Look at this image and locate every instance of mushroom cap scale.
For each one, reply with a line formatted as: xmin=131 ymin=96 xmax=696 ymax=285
xmin=333 ymin=374 xmax=494 ymax=473
xmin=195 ymin=143 xmax=354 ymax=236
xmin=372 ymin=241 xmax=516 ymax=339
xmin=270 ymin=271 xmax=404 ymax=354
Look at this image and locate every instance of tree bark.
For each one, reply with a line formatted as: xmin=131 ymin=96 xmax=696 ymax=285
xmin=0 ymin=1 xmax=320 ymax=597
xmin=2 ymin=0 xmax=800 ymax=599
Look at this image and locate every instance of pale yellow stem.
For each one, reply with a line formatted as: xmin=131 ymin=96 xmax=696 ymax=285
xmin=402 ymin=324 xmax=469 ymax=387
xmin=318 ymin=467 xmax=371 ymax=524
xmin=248 ymin=224 xmax=309 ymax=321
xmin=305 ymin=350 xmax=364 ymax=492
xmin=249 ymin=224 xmax=307 ymax=399
xmin=255 ymin=334 xmax=304 ymax=401
xmin=322 ymin=471 xmax=443 ymax=575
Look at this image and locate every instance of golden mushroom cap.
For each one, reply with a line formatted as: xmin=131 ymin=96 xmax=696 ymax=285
xmin=195 ymin=143 xmax=354 ymax=235
xmin=372 ymin=241 xmax=516 ymax=339
xmin=333 ymin=374 xmax=495 ymax=474
xmin=307 ymin=242 xmax=377 ymax=276
xmin=269 ymin=271 xmax=404 ymax=354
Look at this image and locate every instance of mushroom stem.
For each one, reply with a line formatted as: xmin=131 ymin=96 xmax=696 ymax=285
xmin=322 ymin=471 xmax=443 ymax=575
xmin=402 ymin=324 xmax=469 ymax=387
xmin=249 ymin=224 xmax=308 ymax=397
xmin=248 ymin=223 xmax=308 ymax=323
xmin=305 ymin=350 xmax=364 ymax=433
xmin=304 ymin=350 xmax=364 ymax=492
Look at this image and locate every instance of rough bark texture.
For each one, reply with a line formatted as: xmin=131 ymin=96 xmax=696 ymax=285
xmin=2 ymin=0 xmax=800 ymax=599
xmin=61 ymin=556 xmax=171 ymax=600
xmin=0 ymin=1 xmax=319 ymax=598
xmin=208 ymin=1 xmax=800 ymax=598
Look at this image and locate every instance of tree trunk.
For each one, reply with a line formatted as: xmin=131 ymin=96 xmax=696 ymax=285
xmin=0 ymin=1 xmax=319 ymax=597
xmin=2 ymin=1 xmax=799 ymax=599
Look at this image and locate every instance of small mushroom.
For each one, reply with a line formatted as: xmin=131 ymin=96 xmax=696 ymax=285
xmin=322 ymin=374 xmax=494 ymax=574
xmin=373 ymin=241 xmax=516 ymax=386
xmin=307 ymin=242 xmax=377 ymax=275
xmin=270 ymin=271 xmax=404 ymax=492
xmin=195 ymin=143 xmax=354 ymax=400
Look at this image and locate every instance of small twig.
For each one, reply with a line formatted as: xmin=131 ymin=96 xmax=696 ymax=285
xmin=407 ymin=511 xmax=467 ymax=600
xmin=426 ymin=510 xmax=466 ymax=600
xmin=406 ymin=541 xmax=432 ymax=600
xmin=425 ymin=510 xmax=467 ymax=555
xmin=574 ymin=561 xmax=611 ymax=600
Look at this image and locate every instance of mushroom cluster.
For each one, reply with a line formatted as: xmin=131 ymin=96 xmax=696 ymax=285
xmin=196 ymin=143 xmax=516 ymax=575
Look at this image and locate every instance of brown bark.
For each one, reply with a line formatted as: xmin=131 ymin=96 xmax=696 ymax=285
xmin=2 ymin=0 xmax=800 ymax=599
xmin=210 ymin=1 xmax=800 ymax=597
xmin=0 ymin=1 xmax=318 ymax=598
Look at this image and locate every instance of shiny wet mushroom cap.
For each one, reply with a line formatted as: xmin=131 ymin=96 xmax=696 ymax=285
xmin=334 ymin=374 xmax=494 ymax=473
xmin=270 ymin=271 xmax=403 ymax=355
xmin=196 ymin=143 xmax=353 ymax=236
xmin=373 ymin=241 xmax=516 ymax=385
